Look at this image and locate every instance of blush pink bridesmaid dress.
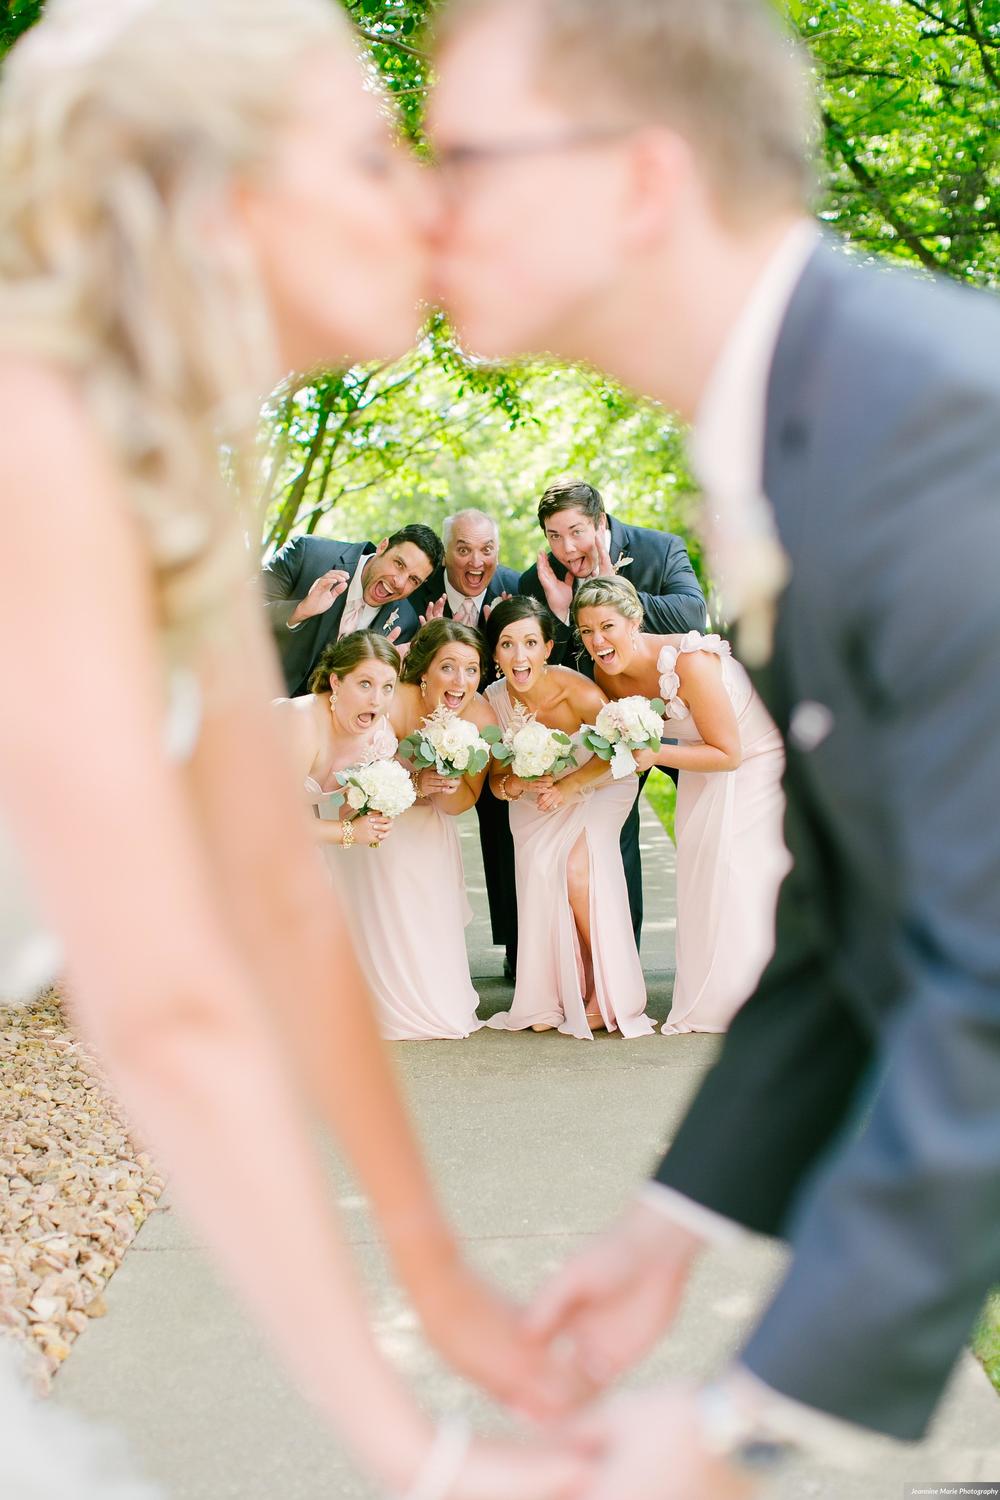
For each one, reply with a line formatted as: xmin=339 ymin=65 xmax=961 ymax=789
xmin=309 ymin=720 xmax=483 ymax=1042
xmin=658 ymin=632 xmax=791 ymax=1034
xmin=484 ymin=680 xmax=654 ymax=1041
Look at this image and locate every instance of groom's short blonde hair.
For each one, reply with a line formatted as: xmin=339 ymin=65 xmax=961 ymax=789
xmin=436 ymin=0 xmax=816 ymax=221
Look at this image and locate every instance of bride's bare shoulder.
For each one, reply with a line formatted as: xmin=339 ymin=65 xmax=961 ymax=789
xmin=0 ymin=356 xmax=116 ymax=491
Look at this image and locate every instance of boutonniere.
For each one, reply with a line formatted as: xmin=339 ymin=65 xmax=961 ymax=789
xmin=613 ymin=551 xmax=633 ymax=573
xmin=382 ymin=608 xmax=400 ymax=633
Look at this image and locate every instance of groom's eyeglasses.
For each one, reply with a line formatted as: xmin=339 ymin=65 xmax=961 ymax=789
xmin=431 ymin=125 xmax=632 ymax=182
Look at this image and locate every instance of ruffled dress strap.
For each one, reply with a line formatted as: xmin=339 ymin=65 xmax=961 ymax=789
xmin=656 ymin=632 xmax=731 ymax=721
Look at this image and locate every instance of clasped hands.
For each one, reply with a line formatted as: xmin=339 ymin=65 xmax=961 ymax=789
xmin=420 ymin=1200 xmax=753 ymax=1500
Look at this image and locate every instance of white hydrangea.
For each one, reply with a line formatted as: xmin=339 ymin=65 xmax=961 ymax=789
xmin=413 ymin=706 xmax=491 ymax=777
xmin=343 ymin=759 xmax=417 ymax=820
xmin=509 ymin=720 xmax=570 ymax=780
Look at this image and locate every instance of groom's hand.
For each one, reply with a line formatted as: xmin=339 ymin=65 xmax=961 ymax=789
xmin=570 ymin=1387 xmax=757 ymax=1500
xmin=416 ymin=1259 xmax=593 ymax=1421
xmin=528 ymin=1198 xmax=702 ymax=1387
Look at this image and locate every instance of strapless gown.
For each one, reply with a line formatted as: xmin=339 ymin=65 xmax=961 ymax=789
xmin=483 ymin=681 xmax=653 ymax=1040
xmin=659 ymin=632 xmax=791 ymax=1033
xmin=311 ymin=726 xmax=483 ymax=1042
xmin=0 ymin=669 xmax=201 ymax=1004
xmin=0 ymin=672 xmax=199 ymax=1496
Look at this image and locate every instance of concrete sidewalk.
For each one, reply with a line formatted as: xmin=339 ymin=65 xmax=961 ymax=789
xmin=54 ymin=801 xmax=1000 ymax=1497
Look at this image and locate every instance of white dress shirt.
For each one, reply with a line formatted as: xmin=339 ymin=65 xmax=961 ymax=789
xmin=690 ymin=220 xmax=820 ymax=665
xmin=444 ymin=575 xmax=486 ymax=625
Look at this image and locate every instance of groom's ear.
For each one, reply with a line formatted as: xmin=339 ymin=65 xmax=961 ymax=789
xmin=375 ymin=538 xmax=389 ymax=555
xmin=620 ymin=127 xmax=695 ymax=250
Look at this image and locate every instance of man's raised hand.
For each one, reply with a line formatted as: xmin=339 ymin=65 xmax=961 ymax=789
xmin=536 ymin=552 xmax=573 ymax=621
xmin=418 ymin=594 xmax=448 ymax=627
xmin=288 ymin=569 xmax=350 ymax=625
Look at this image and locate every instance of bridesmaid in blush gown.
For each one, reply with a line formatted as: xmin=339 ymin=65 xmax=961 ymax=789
xmin=574 ymin=577 xmax=791 ymax=1034
xmin=483 ymin=597 xmax=654 ymax=1041
xmin=273 ymin=629 xmax=402 ymax=853
xmin=371 ymin=618 xmax=497 ymax=1040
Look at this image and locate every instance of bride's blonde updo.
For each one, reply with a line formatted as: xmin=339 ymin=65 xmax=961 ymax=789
xmin=0 ymin=0 xmax=348 ymax=655
xmin=573 ymin=576 xmax=645 ymax=627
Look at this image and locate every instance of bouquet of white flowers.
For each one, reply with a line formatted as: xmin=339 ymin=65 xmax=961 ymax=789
xmin=397 ymin=704 xmax=492 ymax=779
xmin=484 ymin=713 xmax=578 ymax=781
xmin=335 ymin=758 xmax=417 ymax=821
xmin=581 ymin=696 xmax=666 ymax=780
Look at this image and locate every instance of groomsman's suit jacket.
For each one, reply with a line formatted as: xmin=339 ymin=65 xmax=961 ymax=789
xmin=262 ymin=536 xmax=421 ymax=699
xmin=655 ymin=242 xmax=1000 ymax=1441
xmin=518 ymin=513 xmax=706 ymax=670
xmin=520 ymin=515 xmax=707 ymax=945
xmin=410 ymin=561 xmax=522 ymax=964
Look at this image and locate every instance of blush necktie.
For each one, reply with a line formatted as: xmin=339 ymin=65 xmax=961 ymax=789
xmin=339 ymin=597 xmax=367 ymax=637
xmin=455 ymin=597 xmax=480 ymax=627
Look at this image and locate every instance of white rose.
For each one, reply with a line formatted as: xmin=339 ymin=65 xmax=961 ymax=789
xmin=451 ymin=746 xmax=470 ymax=771
xmin=346 ymin=784 xmax=367 ymax=810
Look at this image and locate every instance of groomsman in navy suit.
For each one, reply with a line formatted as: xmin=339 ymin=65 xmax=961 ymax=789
xmin=520 ymin=480 xmax=707 ymax=945
xmin=262 ymin=526 xmax=444 ymax=700
xmin=412 ymin=508 xmax=521 ymax=979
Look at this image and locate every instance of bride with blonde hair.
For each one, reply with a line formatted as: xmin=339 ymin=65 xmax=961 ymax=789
xmin=0 ymin=2 xmax=588 ymax=1495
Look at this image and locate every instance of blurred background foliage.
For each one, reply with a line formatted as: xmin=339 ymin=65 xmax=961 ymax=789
xmin=2 ymin=0 xmax=997 ymax=570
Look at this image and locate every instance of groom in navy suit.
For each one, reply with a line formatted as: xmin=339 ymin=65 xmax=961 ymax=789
xmin=262 ymin=526 xmax=444 ymax=700
xmin=432 ymin=0 xmax=1000 ymax=1485
xmin=412 ymin=508 xmax=521 ymax=978
xmin=520 ymin=480 xmax=706 ymax=945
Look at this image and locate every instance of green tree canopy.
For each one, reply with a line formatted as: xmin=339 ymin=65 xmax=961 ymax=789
xmin=3 ymin=0 xmax=996 ymax=569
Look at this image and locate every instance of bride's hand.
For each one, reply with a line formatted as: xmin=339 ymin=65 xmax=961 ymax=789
xmin=451 ymin=1433 xmax=599 ymax=1500
xmin=414 ymin=1260 xmax=593 ymax=1422
xmin=360 ymin=813 xmax=393 ymax=845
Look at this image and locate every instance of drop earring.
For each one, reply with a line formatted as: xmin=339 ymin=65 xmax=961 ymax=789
xmin=420 ymin=679 xmax=427 ymax=699
xmin=329 ymin=688 xmax=339 ymax=718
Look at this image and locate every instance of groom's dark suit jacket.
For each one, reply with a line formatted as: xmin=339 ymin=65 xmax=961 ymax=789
xmin=520 ymin=515 xmax=707 ymax=946
xmin=262 ymin=535 xmax=421 ymax=699
xmin=409 ymin=561 xmax=522 ymax=962
xmin=655 ymin=242 xmax=1000 ymax=1441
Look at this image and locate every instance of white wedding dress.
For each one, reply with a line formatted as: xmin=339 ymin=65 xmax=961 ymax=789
xmin=0 ymin=669 xmax=198 ymax=1497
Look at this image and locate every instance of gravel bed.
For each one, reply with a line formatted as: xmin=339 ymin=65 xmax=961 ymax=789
xmin=1 ymin=990 xmax=164 ymax=1390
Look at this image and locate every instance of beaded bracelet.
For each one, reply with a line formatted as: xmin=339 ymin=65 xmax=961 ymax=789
xmin=342 ymin=818 xmax=356 ymax=850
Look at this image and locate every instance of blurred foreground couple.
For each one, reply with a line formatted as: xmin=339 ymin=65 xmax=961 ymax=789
xmin=1 ymin=1 xmax=998 ymax=1497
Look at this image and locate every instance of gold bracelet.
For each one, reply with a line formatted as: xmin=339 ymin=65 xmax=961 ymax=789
xmin=499 ymin=773 xmax=523 ymax=802
xmin=342 ymin=817 xmax=355 ymax=850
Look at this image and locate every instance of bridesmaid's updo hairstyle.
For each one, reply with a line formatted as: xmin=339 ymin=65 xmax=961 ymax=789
xmin=484 ymin=596 xmax=557 ymax=662
xmin=572 ymin=577 xmax=645 ymax=628
xmin=401 ymin=619 xmax=489 ymax=690
xmin=308 ymin=631 xmax=401 ymax=696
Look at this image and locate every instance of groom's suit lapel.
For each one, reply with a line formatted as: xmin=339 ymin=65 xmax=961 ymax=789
xmin=759 ymin=244 xmax=845 ymax=733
